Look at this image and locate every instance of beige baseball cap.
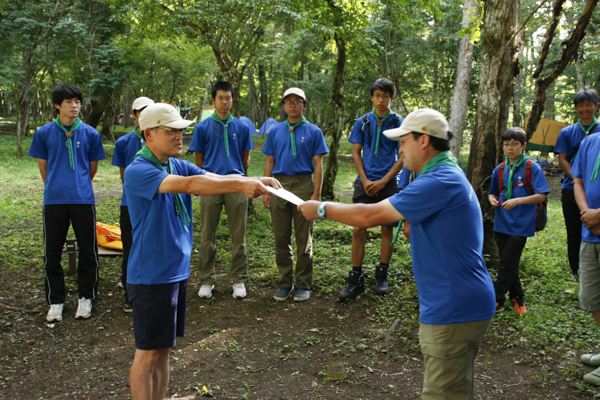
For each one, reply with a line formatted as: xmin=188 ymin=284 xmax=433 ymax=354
xmin=139 ymin=103 xmax=195 ymax=131
xmin=132 ymin=97 xmax=154 ymax=111
xmin=283 ymin=87 xmax=306 ymax=101
xmin=384 ymin=108 xmax=450 ymax=141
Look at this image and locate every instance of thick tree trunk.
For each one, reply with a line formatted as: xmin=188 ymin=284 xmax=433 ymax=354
xmin=467 ymin=0 xmax=519 ymax=268
xmin=16 ymin=51 xmax=35 ymax=158
xmin=122 ymin=85 xmax=133 ymax=128
xmin=449 ymin=0 xmax=478 ymax=156
xmin=513 ymin=31 xmax=525 ymax=128
xmin=247 ymin=67 xmax=258 ymax=128
xmin=322 ymin=31 xmax=346 ymax=201
xmin=100 ymin=91 xmax=120 ymax=143
xmin=544 ymin=81 xmax=556 ymax=120
xmin=85 ymin=90 xmax=112 ymax=129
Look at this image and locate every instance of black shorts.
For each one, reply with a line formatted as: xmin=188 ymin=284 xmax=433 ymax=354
xmin=352 ymin=179 xmax=399 ymax=228
xmin=128 ymin=280 xmax=187 ymax=350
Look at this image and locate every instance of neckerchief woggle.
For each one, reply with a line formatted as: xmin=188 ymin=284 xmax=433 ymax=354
xmin=284 ymin=117 xmax=308 ymax=159
xmin=503 ymin=153 xmax=530 ymax=201
xmin=55 ymin=117 xmax=83 ymax=170
xmin=133 ymin=147 xmax=191 ymax=232
xmin=211 ymin=112 xmax=234 ymax=158
xmin=570 ymin=117 xmax=600 ymax=182
xmin=390 ymin=151 xmax=463 ymax=246
xmin=371 ymin=109 xmax=393 ymax=157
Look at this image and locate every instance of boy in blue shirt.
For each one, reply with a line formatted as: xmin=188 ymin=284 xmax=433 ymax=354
xmin=262 ymin=88 xmax=329 ymax=301
xmin=489 ymin=127 xmax=549 ymax=314
xmin=341 ymin=78 xmax=404 ymax=300
xmin=28 ymin=83 xmax=106 ymax=322
xmin=555 ymin=89 xmax=600 ymax=280
xmin=189 ymin=82 xmax=254 ymax=300
xmin=111 ymin=96 xmax=154 ymax=312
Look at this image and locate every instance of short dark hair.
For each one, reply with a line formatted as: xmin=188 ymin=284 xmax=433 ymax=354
xmin=501 ymin=127 xmax=527 ymax=144
xmin=52 ymin=83 xmax=83 ymax=109
xmin=212 ymin=81 xmax=234 ymax=99
xmin=573 ymin=88 xmax=600 ymax=106
xmin=411 ymin=131 xmax=454 ymax=151
xmin=370 ymin=78 xmax=396 ymax=98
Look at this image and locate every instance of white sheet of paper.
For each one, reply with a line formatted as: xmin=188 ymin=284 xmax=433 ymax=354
xmin=266 ymin=186 xmax=305 ymax=206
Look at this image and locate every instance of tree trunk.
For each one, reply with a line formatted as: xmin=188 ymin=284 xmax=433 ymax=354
xmin=258 ymin=62 xmax=269 ymax=126
xmin=467 ymin=0 xmax=519 ymax=268
xmin=595 ymin=69 xmax=600 ymax=94
xmin=564 ymin=9 xmax=586 ymax=90
xmin=122 ymin=85 xmax=133 ymax=128
xmin=247 ymin=67 xmax=258 ymax=128
xmin=543 ymin=80 xmax=556 ymax=120
xmin=513 ymin=31 xmax=525 ymax=128
xmin=100 ymin=91 xmax=120 ymax=143
xmin=16 ymin=50 xmax=35 ymax=158
xmin=525 ymin=0 xmax=598 ymax=139
xmin=85 ymin=90 xmax=112 ymax=129
xmin=449 ymin=0 xmax=478 ymax=156
xmin=322 ymin=31 xmax=346 ymax=201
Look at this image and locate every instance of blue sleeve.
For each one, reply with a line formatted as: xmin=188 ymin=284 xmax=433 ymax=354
xmin=112 ymin=139 xmax=127 ymax=168
xmin=554 ymin=129 xmax=570 ymax=154
xmin=182 ymin=160 xmax=206 ymax=176
xmin=489 ymin=166 xmax=500 ymax=196
xmin=27 ymin=129 xmax=48 ymax=159
xmin=242 ymin=125 xmax=254 ymax=152
xmin=89 ymin=132 xmax=107 ymax=161
xmin=391 ymin=175 xmax=449 ymax=226
xmin=125 ymin=162 xmax=167 ymax=201
xmin=348 ymin=118 xmax=364 ymax=145
xmin=262 ymin=131 xmax=274 ymax=156
xmin=189 ymin=125 xmax=204 ymax=153
xmin=311 ymin=127 xmax=329 ymax=156
xmin=531 ymin=162 xmax=549 ymax=194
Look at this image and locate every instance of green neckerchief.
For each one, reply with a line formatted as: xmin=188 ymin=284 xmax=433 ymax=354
xmin=371 ymin=109 xmax=394 ymax=157
xmin=284 ymin=116 xmax=308 ymax=159
xmin=578 ymin=117 xmax=599 ymax=135
xmin=55 ymin=117 xmax=83 ymax=170
xmin=390 ymin=151 xmax=462 ymax=246
xmin=211 ymin=112 xmax=234 ymax=158
xmin=503 ymin=153 xmax=531 ymax=201
xmin=133 ymin=147 xmax=191 ymax=232
xmin=132 ymin=127 xmax=144 ymax=143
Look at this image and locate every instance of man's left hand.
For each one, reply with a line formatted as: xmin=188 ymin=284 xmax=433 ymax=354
xmin=298 ymin=200 xmax=321 ymax=221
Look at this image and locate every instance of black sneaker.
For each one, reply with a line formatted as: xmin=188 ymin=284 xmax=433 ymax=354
xmin=374 ymin=265 xmax=389 ymax=295
xmin=339 ymin=271 xmax=365 ymax=300
xmin=123 ymin=301 xmax=133 ymax=313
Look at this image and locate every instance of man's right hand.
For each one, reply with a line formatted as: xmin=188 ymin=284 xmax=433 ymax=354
xmin=242 ymin=177 xmax=281 ymax=199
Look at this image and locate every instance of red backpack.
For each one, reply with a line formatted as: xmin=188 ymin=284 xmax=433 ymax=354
xmin=498 ymin=159 xmax=548 ymax=231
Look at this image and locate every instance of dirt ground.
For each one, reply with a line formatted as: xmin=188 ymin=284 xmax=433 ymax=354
xmin=0 ymin=267 xmax=596 ymax=400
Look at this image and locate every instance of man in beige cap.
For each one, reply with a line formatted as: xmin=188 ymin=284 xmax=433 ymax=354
xmin=112 ymin=96 xmax=154 ymax=312
xmin=298 ymin=109 xmax=495 ymax=399
xmin=124 ymin=103 xmax=280 ymax=400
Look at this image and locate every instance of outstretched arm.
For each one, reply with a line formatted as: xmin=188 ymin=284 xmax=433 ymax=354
xmin=298 ymin=199 xmax=404 ymax=228
xmin=158 ymin=174 xmax=281 ymax=199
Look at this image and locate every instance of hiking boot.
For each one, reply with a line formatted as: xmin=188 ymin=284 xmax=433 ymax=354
xmin=495 ymin=302 xmax=505 ymax=313
xmin=75 ymin=298 xmax=92 ymax=319
xmin=572 ymin=272 xmax=580 ymax=281
xmin=123 ymin=301 xmax=132 ymax=313
xmin=47 ymin=304 xmax=64 ymax=322
xmin=274 ymin=285 xmax=294 ymax=301
xmin=233 ymin=283 xmax=247 ymax=299
xmin=294 ymin=286 xmax=311 ymax=302
xmin=374 ymin=265 xmax=390 ymax=295
xmin=511 ymin=297 xmax=528 ymax=314
xmin=198 ymin=285 xmax=214 ymax=299
xmin=339 ymin=271 xmax=365 ymax=301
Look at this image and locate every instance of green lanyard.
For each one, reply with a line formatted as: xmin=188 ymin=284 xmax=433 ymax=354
xmin=211 ymin=112 xmax=234 ymax=158
xmin=55 ymin=117 xmax=83 ymax=170
xmin=390 ymin=151 xmax=462 ymax=246
xmin=371 ymin=109 xmax=393 ymax=157
xmin=284 ymin=117 xmax=308 ymax=159
xmin=503 ymin=153 xmax=530 ymax=200
xmin=133 ymin=147 xmax=191 ymax=232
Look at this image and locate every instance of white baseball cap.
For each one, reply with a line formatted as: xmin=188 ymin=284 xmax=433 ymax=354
xmin=139 ymin=103 xmax=195 ymax=131
xmin=132 ymin=97 xmax=155 ymax=111
xmin=283 ymin=88 xmax=306 ymax=101
xmin=383 ymin=108 xmax=450 ymax=141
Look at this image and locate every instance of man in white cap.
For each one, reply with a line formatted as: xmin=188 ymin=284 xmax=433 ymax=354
xmin=112 ymin=96 xmax=154 ymax=312
xmin=298 ymin=108 xmax=495 ymax=399
xmin=124 ymin=103 xmax=280 ymax=400
xmin=262 ymin=88 xmax=329 ymax=301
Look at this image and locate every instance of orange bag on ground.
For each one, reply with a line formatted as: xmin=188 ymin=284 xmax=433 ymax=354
xmin=96 ymin=222 xmax=123 ymax=250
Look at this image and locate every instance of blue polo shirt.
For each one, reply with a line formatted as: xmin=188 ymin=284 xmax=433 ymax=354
xmin=28 ymin=120 xmax=106 ymax=205
xmin=489 ymin=160 xmax=549 ymax=237
xmin=124 ymin=157 xmax=205 ymax=285
xmin=570 ymin=134 xmax=600 ymax=243
xmin=189 ymin=117 xmax=254 ymax=175
xmin=389 ymin=164 xmax=495 ymax=325
xmin=262 ymin=121 xmax=329 ymax=175
xmin=112 ymin=130 xmax=144 ymax=206
xmin=348 ymin=112 xmax=403 ymax=181
xmin=554 ymin=122 xmax=600 ymax=189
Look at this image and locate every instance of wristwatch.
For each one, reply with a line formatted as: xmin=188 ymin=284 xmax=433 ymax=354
xmin=317 ymin=203 xmax=327 ymax=219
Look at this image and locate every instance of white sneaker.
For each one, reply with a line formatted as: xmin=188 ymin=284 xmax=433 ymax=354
xmin=47 ymin=304 xmax=63 ymax=322
xmin=75 ymin=297 xmax=92 ymax=319
xmin=233 ymin=283 xmax=247 ymax=299
xmin=198 ymin=285 xmax=214 ymax=299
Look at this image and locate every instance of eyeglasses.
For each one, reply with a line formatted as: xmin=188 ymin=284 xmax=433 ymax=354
xmin=156 ymin=126 xmax=185 ymax=136
xmin=283 ymin=100 xmax=305 ymax=106
xmin=399 ymin=135 xmax=415 ymax=145
xmin=502 ymin=141 xmax=522 ymax=148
